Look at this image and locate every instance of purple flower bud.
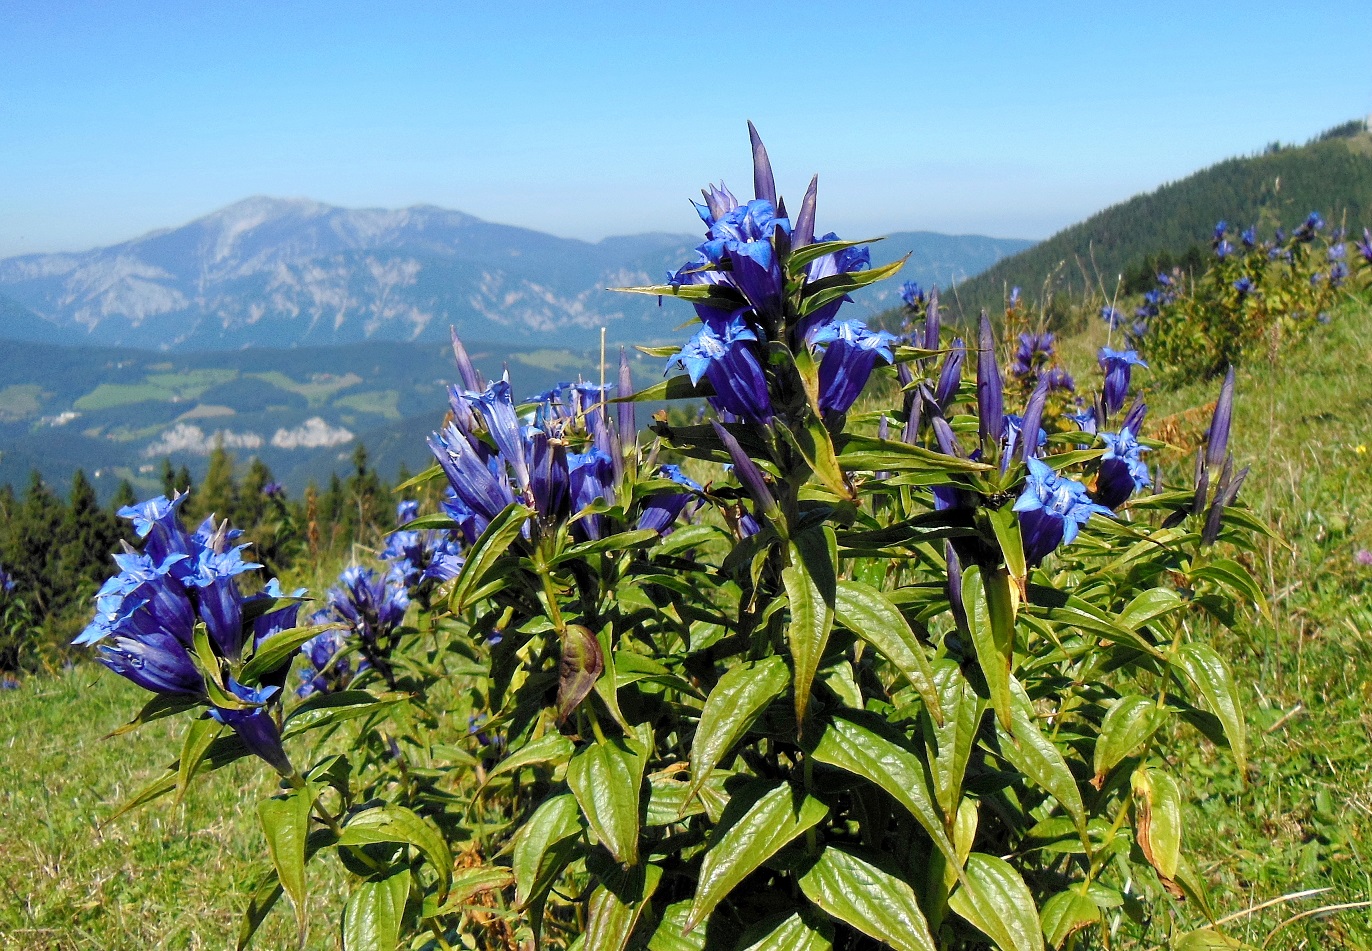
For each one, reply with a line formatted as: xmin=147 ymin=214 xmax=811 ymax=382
xmin=977 ymin=313 xmax=1005 ymax=447
xmin=450 ymin=328 xmax=485 ymax=392
xmin=792 ymin=175 xmax=818 ymax=248
xmin=747 ymin=121 xmax=777 ymax=207
xmin=711 ymin=421 xmax=779 ymax=523
xmin=1205 ymin=366 xmax=1235 ymax=469
xmin=924 ymin=289 xmax=942 ymax=353
xmin=1017 ymin=380 xmax=1050 ymax=465
xmin=934 ymin=338 xmax=965 ymax=409
xmin=1098 ymin=347 xmax=1147 ymax=417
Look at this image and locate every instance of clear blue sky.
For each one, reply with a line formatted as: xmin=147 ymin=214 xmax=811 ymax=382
xmin=1 ymin=1 xmax=1369 ymax=258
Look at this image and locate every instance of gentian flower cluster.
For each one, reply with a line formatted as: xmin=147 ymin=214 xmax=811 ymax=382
xmin=74 ymin=494 xmax=306 ymax=776
xmin=382 ymin=500 xmax=464 ymax=587
xmin=296 ymin=620 xmax=360 ymax=698
xmin=1014 ymin=459 xmax=1114 ymax=566
xmin=661 ymin=123 xmax=893 ymax=423
xmin=0 ymin=564 xmax=13 ymax=595
xmin=315 ymin=564 xmax=409 ymax=685
xmin=1010 ymin=331 xmax=1074 ymax=392
xmin=431 ymin=336 xmax=698 ymax=546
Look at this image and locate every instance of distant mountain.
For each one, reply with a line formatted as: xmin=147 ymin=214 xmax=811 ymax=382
xmin=0 ymin=198 xmax=1031 ymax=350
xmin=949 ymin=121 xmax=1372 ymax=317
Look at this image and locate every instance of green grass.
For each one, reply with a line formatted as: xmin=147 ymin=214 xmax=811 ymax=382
xmin=0 ymin=384 xmax=44 ymax=421
xmin=73 ymin=370 xmax=239 ymax=412
xmin=0 ymin=669 xmax=342 ymax=950
xmin=511 ymin=347 xmax=584 ymax=373
xmin=246 ymin=371 xmax=362 ymax=407
xmin=334 ymin=389 xmax=402 ymax=420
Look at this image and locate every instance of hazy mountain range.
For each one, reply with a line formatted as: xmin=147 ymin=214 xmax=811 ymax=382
xmin=0 ymin=197 xmax=1032 ymax=350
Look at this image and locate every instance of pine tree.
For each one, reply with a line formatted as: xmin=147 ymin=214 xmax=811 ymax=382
xmin=159 ymin=457 xmax=177 ymax=497
xmin=193 ymin=442 xmax=238 ymax=523
xmin=58 ymin=469 xmax=121 ymax=598
xmin=1 ymin=472 xmax=64 ymax=616
xmin=237 ymin=457 xmax=275 ymax=528
xmin=110 ymin=479 xmax=137 ymax=513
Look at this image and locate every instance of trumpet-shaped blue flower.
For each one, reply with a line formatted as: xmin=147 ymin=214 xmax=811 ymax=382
xmin=209 ymin=680 xmax=293 ymax=776
xmin=1094 ymin=426 xmax=1152 ymax=509
xmin=323 ymin=566 xmax=410 ymax=667
xmin=1356 ymin=228 xmax=1372 ymax=265
xmin=568 ymin=448 xmax=615 ymax=542
xmin=1098 ymin=347 xmax=1147 ymax=416
xmin=900 ymin=282 xmax=925 ymax=309
xmin=1013 ymin=458 xmax=1113 ymax=565
xmin=297 ymin=622 xmax=360 ymax=698
xmin=637 ymin=465 xmax=703 ymax=535
xmin=810 ymin=319 xmax=896 ymax=415
xmin=668 ymin=313 xmax=773 ymax=424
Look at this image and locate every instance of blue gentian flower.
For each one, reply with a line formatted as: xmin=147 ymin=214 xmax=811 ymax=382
xmin=900 ymin=281 xmax=925 ymax=308
xmin=1330 ymin=262 xmax=1349 ymax=286
xmin=1215 ymin=240 xmax=1234 ymax=260
xmin=696 ymin=198 xmax=791 ymax=322
xmin=1356 ymin=228 xmax=1372 ymax=265
xmin=568 ymin=448 xmax=616 ymax=542
xmin=464 ymin=380 xmax=531 ymax=493
xmin=1241 ymin=226 xmax=1257 ymax=248
xmin=1327 ymin=242 xmax=1346 ymax=261
xmin=1011 ymin=331 xmax=1055 ymax=379
xmin=1069 ymin=408 xmax=1098 ymax=435
xmin=0 ymin=565 xmax=13 ymax=594
xmin=261 ymin=481 xmax=284 ymax=499
xmin=637 ymin=465 xmax=703 ymax=535
xmin=668 ymin=312 xmax=773 ymax=424
xmin=1213 ymin=221 xmax=1228 ymax=241
xmin=1100 ymin=306 xmax=1124 ymax=330
xmin=321 ymin=566 xmax=410 ymax=677
xmin=209 ymin=680 xmax=293 ymax=776
xmin=1098 ymin=347 xmax=1147 ymax=416
xmin=810 ymin=319 xmax=896 ymax=415
xmin=297 ymin=622 xmax=359 ymax=698
xmin=1094 ymin=426 xmax=1152 ymax=509
xmin=1233 ymin=276 xmax=1255 ymax=295
xmin=1013 ymin=458 xmax=1113 ymax=565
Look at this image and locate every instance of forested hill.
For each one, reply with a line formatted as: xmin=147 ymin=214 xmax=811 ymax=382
xmin=949 ymin=121 xmax=1372 ymax=317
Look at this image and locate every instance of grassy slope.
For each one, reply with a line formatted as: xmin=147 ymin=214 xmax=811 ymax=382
xmin=950 ymin=130 xmax=1372 ymax=320
xmin=3 ymin=299 xmax=1371 ymax=948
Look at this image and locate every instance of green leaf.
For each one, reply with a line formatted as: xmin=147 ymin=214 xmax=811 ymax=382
xmin=649 ymin=901 xmax=708 ymax=951
xmin=986 ymin=503 xmax=1026 ymax=586
xmin=337 ymin=804 xmax=453 ymax=900
xmin=236 ymin=866 xmax=283 ymax=951
xmin=448 ymin=502 xmax=532 ymax=613
xmin=964 ymin=565 xmax=1015 ymax=731
xmin=948 ymin=853 xmax=1045 ymax=951
xmin=513 ymin=793 xmax=582 ymax=908
xmin=1000 ymin=682 xmax=1087 ymax=839
xmin=1132 ymin=766 xmax=1183 ymax=882
xmin=799 ymin=255 xmax=909 ymax=316
xmin=835 ymin=580 xmax=940 ymax=719
xmin=613 ymin=374 xmax=713 ymax=404
xmin=837 ymin=435 xmax=991 ymax=474
xmin=1093 ymin=695 xmax=1165 ymax=784
xmin=557 ymin=623 xmax=605 ymax=721
xmin=924 ymin=661 xmax=983 ymax=821
xmin=686 ymin=781 xmax=828 ymax=932
xmin=485 ymin=732 xmax=575 ymax=787
xmin=1174 ymin=643 xmax=1247 ymax=775
xmin=283 ymin=690 xmax=401 ymax=738
xmin=1040 ymin=890 xmax=1100 ymax=949
xmin=175 ymin=716 xmax=222 ymax=808
xmin=583 ymin=864 xmax=663 ymax=951
xmin=688 ymin=655 xmax=789 ymax=804
xmin=238 ymin=623 xmax=337 ymax=686
xmin=779 ymin=416 xmax=853 ymax=502
xmin=740 ymin=911 xmax=834 ymax=950
xmin=392 ymin=463 xmax=444 ymax=493
xmin=1190 ymin=558 xmax=1267 ymax=615
xmin=787 ymin=235 xmax=884 ymax=274
xmin=394 ymin=512 xmax=458 ymax=531
xmin=1172 ymin=928 xmax=1247 ymax=950
xmin=257 ymin=788 xmax=311 ymax=944
xmin=611 ymin=280 xmax=744 ymax=307
xmin=424 ymin=867 xmax=516 ymax=916
xmin=342 ymin=865 xmax=411 ymax=951
xmin=103 ymin=692 xmax=201 ymax=738
xmin=785 ymin=526 xmax=837 ymax=731
xmin=553 ymin=528 xmax=661 ymax=565
xmin=1117 ymin=588 xmax=1187 ymax=631
xmin=808 ymin=712 xmax=959 ymax=868
xmin=798 ymin=846 xmax=937 ymax=951
xmin=567 ymin=736 xmax=647 ymax=867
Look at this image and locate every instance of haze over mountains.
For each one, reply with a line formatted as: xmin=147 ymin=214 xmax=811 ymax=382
xmin=0 ymin=198 xmax=1032 ymax=350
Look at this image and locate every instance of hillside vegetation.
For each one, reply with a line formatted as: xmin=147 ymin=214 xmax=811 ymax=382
xmin=951 ymin=122 xmax=1372 ymax=317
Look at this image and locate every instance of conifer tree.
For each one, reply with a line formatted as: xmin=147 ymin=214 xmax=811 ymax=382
xmin=193 ymin=442 xmax=238 ymax=523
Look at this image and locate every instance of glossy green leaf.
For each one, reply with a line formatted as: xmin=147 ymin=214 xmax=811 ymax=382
xmin=686 ymin=781 xmax=828 ymax=931
xmin=808 ymin=712 xmax=959 ymax=867
xmin=1118 ymin=588 xmax=1187 ymax=631
xmin=986 ymin=503 xmax=1026 ymax=586
xmin=553 ymin=528 xmax=660 ymax=564
xmin=1172 ymin=928 xmax=1247 ymax=950
xmin=392 ymin=464 xmax=444 ymax=493
xmin=798 ymin=845 xmax=937 ymax=951
xmin=238 ymin=623 xmax=336 ymax=686
xmin=513 ymin=793 xmax=582 ymax=908
xmin=175 ymin=716 xmax=222 ymax=808
xmin=787 ymin=235 xmax=883 ymax=274
xmin=583 ymin=864 xmax=663 ymax=951
xmin=924 ymin=661 xmax=983 ymax=821
xmin=948 ymin=853 xmax=1045 ymax=951
xmin=342 ymin=865 xmax=410 ymax=951
xmin=964 ymin=565 xmax=1015 ymax=731
xmin=567 ymin=736 xmax=647 ymax=867
xmin=688 ymin=655 xmax=789 ymax=804
xmin=835 ymin=579 xmax=940 ymax=719
xmin=257 ymin=788 xmax=311 ymax=944
xmin=337 ymin=804 xmax=452 ymax=900
xmin=1174 ymin=643 xmax=1247 ymax=775
xmin=103 ymin=692 xmax=200 ymax=738
xmin=1040 ymin=890 xmax=1100 ymax=949
xmin=740 ymin=911 xmax=834 ymax=950
xmin=448 ymin=502 xmax=532 ymax=613
xmin=484 ymin=731 xmax=575 ymax=786
xmin=392 ymin=512 xmax=457 ymax=530
xmin=424 ymin=867 xmax=515 ymax=916
xmin=1132 ymin=765 xmax=1183 ymax=882
xmin=236 ymin=866 xmax=283 ymax=951
xmin=1093 ymin=695 xmax=1165 ymax=783
xmin=283 ymin=690 xmax=402 ymax=738
xmin=649 ymin=900 xmax=708 ymax=951
xmin=1001 ymin=682 xmax=1086 ymax=838
xmin=784 ymin=526 xmax=836 ymax=731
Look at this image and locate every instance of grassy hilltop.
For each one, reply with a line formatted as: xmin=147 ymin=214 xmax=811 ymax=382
xmin=950 ymin=121 xmax=1372 ymax=318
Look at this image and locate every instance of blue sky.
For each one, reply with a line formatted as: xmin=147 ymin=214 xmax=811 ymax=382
xmin=1 ymin=1 xmax=1369 ymax=258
